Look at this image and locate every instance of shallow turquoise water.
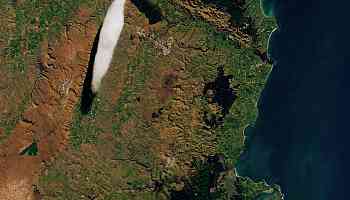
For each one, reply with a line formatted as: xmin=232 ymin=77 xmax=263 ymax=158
xmin=237 ymin=0 xmax=350 ymax=199
xmin=260 ymin=0 xmax=276 ymax=16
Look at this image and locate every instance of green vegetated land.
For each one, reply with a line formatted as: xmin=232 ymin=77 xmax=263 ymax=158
xmin=0 ymin=0 xmax=108 ymax=142
xmin=1 ymin=0 xmax=280 ymax=199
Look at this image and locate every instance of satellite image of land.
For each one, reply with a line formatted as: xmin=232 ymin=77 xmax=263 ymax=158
xmin=6 ymin=0 xmax=348 ymax=199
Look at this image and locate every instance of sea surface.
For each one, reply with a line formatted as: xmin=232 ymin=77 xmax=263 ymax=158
xmin=237 ymin=0 xmax=350 ymax=199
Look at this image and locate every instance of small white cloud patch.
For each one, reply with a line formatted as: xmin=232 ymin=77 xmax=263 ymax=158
xmin=91 ymin=0 xmax=126 ymax=93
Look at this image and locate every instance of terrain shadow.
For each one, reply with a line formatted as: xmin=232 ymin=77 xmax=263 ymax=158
xmin=169 ymin=154 xmax=236 ymax=200
xmin=130 ymin=0 xmax=162 ymax=24
xmin=202 ymin=0 xmax=245 ymax=25
xmin=203 ymin=66 xmax=237 ymax=128
xmin=202 ymin=0 xmax=257 ymax=38
xmin=80 ymin=27 xmax=101 ymax=114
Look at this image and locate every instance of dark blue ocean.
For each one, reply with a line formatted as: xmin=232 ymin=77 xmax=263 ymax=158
xmin=237 ymin=0 xmax=350 ymax=199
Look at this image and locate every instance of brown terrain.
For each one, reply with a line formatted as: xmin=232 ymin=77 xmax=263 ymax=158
xmin=173 ymin=0 xmax=251 ymax=46
xmin=0 ymin=0 xmax=277 ymax=199
xmin=0 ymin=5 xmax=100 ymax=200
